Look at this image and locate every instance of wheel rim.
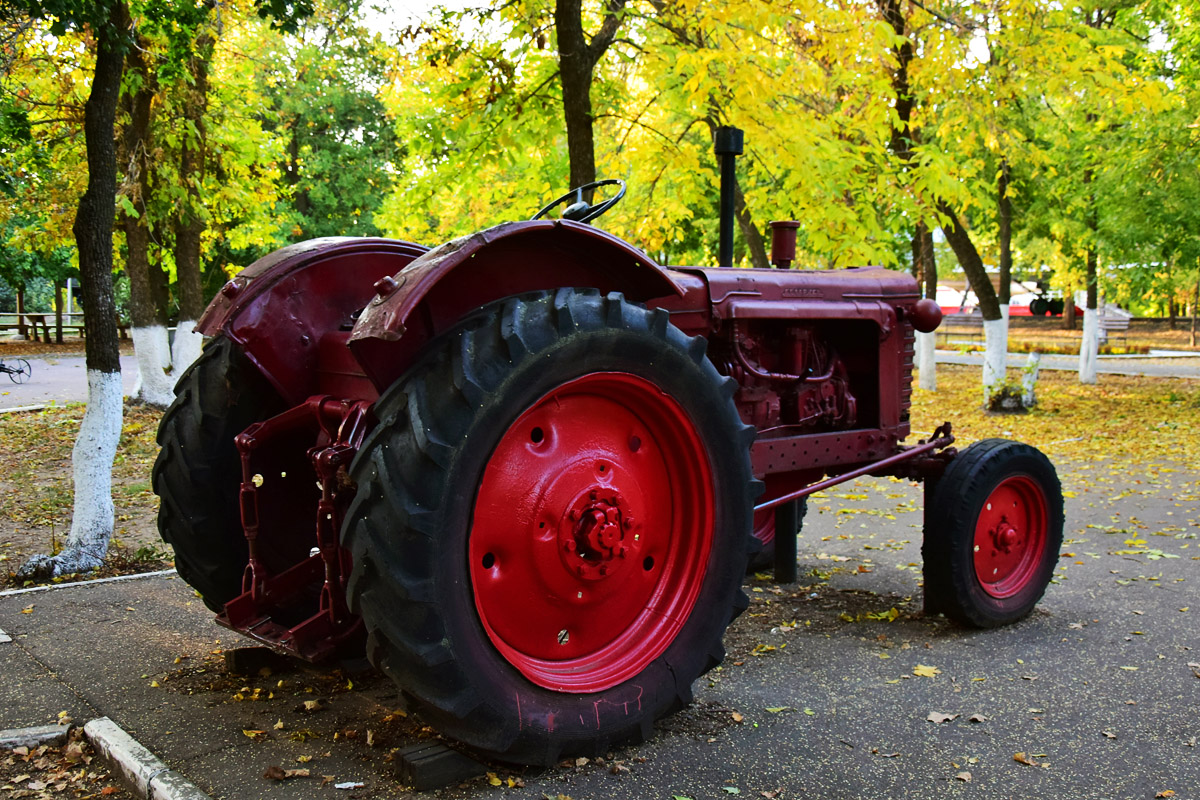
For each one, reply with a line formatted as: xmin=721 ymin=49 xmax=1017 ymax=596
xmin=973 ymin=475 xmax=1049 ymax=599
xmin=469 ymin=372 xmax=715 ymax=693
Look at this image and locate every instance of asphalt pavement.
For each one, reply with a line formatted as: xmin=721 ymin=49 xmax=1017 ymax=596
xmin=2 ymin=461 xmax=1197 ymax=799
xmin=0 ymin=353 xmax=139 ymax=410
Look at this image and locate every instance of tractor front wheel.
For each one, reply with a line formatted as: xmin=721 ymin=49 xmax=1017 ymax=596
xmin=922 ymin=439 xmax=1063 ymax=627
xmin=343 ymin=290 xmax=756 ymax=765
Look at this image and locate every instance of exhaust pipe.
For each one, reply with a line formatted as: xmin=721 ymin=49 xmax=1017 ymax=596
xmin=714 ymin=126 xmax=743 ymax=268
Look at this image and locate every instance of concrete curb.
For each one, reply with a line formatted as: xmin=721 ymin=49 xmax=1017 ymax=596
xmin=0 ymin=568 xmax=178 ymax=598
xmin=0 ymin=724 xmax=70 ymax=749
xmin=83 ymin=717 xmax=211 ymax=800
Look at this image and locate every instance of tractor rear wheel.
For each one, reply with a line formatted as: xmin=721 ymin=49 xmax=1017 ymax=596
xmin=342 ymin=290 xmax=757 ymax=765
xmin=922 ymin=439 xmax=1063 ymax=627
xmin=153 ymin=336 xmax=284 ymax=612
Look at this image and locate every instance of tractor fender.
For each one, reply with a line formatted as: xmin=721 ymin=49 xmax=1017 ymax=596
xmin=196 ymin=237 xmax=428 ymax=405
xmin=349 ymin=220 xmax=684 ymax=392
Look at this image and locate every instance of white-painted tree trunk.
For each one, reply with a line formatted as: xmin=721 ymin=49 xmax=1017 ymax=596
xmin=917 ymin=330 xmax=936 ymax=391
xmin=1079 ymin=307 xmax=1099 ymax=384
xmin=171 ymin=319 xmax=204 ymax=376
xmin=982 ymin=317 xmax=1008 ymax=403
xmin=17 ymin=371 xmax=123 ymax=577
xmin=998 ymin=304 xmax=1010 ymax=377
xmin=1022 ymin=352 xmax=1042 ymax=407
xmin=129 ymin=325 xmax=176 ymax=408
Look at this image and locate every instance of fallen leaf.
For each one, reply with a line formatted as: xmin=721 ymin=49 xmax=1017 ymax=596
xmin=722 ymin=789 xmax=742 ymax=795
xmin=243 ymin=730 xmax=268 ymax=741
xmin=1014 ymin=752 xmax=1039 ymax=766
xmin=263 ymin=766 xmax=287 ymax=781
xmin=487 ymin=773 xmax=502 ymax=786
xmin=927 ymin=712 xmax=959 ymax=724
xmin=21 ymin=605 xmax=33 ymax=614
xmin=955 ymin=772 xmax=972 ymax=782
xmin=285 ymin=769 xmax=310 ymax=778
xmin=731 ymin=711 xmax=744 ymax=723
xmin=302 ymin=699 xmax=324 ymax=712
xmin=273 ymin=720 xmax=284 ymax=730
xmin=765 ymin=707 xmax=793 ymax=714
xmin=913 ymin=664 xmax=941 ymax=678
xmin=968 ymin=714 xmax=988 ymax=723
xmin=1156 ymin=792 xmax=1175 ymax=798
xmin=1102 ymin=730 xmax=1117 ymax=739
xmin=297 ymin=755 xmax=313 ymax=763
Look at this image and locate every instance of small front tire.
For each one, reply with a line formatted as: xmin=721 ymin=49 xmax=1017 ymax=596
xmin=922 ymin=439 xmax=1064 ymax=628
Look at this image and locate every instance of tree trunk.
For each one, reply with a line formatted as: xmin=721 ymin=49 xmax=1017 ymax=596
xmin=914 ymin=222 xmax=937 ymax=391
xmin=938 ymin=203 xmax=1000 ymax=320
xmin=557 ymin=0 xmax=597 ymax=192
xmin=119 ymin=36 xmax=175 ymax=408
xmin=938 ymin=202 xmax=1004 ymax=400
xmin=1078 ymin=246 xmax=1099 ymax=384
xmin=173 ymin=20 xmax=216 ymax=373
xmin=19 ymin=0 xmax=129 ymax=579
xmin=16 ymin=286 xmax=26 ymax=339
xmin=733 ymin=175 xmax=769 ymax=269
xmin=54 ymin=279 xmax=64 ymax=344
xmin=1191 ymin=277 xmax=1198 ymax=348
xmin=554 ymin=0 xmax=625 ymax=194
xmin=1168 ymin=296 xmax=1177 ymax=329
xmin=998 ymin=159 xmax=1012 ymax=306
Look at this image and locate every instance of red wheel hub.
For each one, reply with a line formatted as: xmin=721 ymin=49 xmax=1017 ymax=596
xmin=973 ymin=475 xmax=1049 ymax=599
xmin=469 ymin=373 xmax=715 ymax=692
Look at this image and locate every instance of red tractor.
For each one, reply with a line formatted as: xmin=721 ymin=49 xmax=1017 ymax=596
xmin=153 ymin=171 xmax=1063 ymax=766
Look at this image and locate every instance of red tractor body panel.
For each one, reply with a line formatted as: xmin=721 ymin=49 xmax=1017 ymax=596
xmin=196 ymin=237 xmax=428 ymax=405
xmin=347 ymin=220 xmax=683 ymax=392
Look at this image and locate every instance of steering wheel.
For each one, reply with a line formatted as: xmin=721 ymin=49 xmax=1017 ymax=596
xmin=531 ymin=179 xmax=626 ymax=224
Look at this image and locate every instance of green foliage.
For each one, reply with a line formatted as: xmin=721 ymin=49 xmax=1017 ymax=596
xmin=0 ymin=0 xmax=1196 ymax=320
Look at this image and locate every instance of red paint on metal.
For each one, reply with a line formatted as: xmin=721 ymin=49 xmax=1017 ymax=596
xmin=973 ymin=475 xmax=1049 ymax=598
xmin=768 ymin=221 xmax=801 ymax=268
xmin=910 ymin=298 xmax=943 ymax=332
xmin=217 ymin=395 xmax=374 ymax=661
xmin=349 ymin=221 xmax=684 ymax=392
xmin=753 ymin=425 xmax=955 ymax=513
xmin=197 ymin=238 xmax=427 ymax=405
xmin=468 ymin=372 xmax=714 ymax=692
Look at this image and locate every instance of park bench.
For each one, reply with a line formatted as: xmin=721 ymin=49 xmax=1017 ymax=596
xmin=936 ymin=310 xmax=984 ymax=346
xmin=1098 ymin=309 xmax=1131 ymax=343
xmin=0 ymin=313 xmax=126 ymax=341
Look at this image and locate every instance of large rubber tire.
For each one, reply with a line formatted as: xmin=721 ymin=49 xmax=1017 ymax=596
xmin=342 ymin=290 xmax=757 ymax=765
xmin=747 ymin=499 xmax=808 ymax=573
xmin=153 ymin=336 xmax=284 ymax=612
xmin=922 ymin=439 xmax=1063 ymax=628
